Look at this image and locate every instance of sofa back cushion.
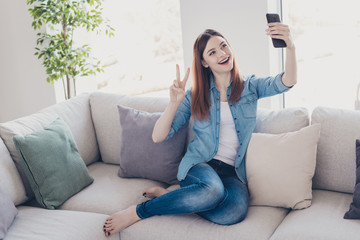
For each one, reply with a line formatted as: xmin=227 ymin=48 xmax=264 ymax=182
xmin=0 ymin=138 xmax=26 ymax=205
xmin=90 ymin=92 xmax=169 ymax=164
xmin=311 ymin=106 xmax=360 ymax=193
xmin=254 ymin=107 xmax=309 ymax=134
xmin=0 ymin=93 xmax=100 ymax=200
xmin=91 ymin=92 xmax=310 ymax=164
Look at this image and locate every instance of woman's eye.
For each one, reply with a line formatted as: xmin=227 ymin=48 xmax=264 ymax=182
xmin=222 ymin=43 xmax=228 ymax=48
xmin=209 ymin=51 xmax=215 ymax=56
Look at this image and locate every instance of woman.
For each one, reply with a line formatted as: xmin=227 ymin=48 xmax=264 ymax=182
xmin=103 ymin=21 xmax=297 ymax=237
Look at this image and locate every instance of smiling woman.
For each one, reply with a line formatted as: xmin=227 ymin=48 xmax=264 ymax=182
xmin=102 ymin=23 xmax=297 ymax=236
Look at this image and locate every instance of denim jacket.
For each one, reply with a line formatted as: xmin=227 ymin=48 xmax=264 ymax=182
xmin=166 ymin=73 xmax=291 ymax=184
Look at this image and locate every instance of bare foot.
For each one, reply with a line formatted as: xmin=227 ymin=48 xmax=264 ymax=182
xmin=103 ymin=205 xmax=141 ymax=237
xmin=142 ymin=186 xmax=170 ymax=198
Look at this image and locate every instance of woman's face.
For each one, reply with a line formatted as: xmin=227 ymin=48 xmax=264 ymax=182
xmin=202 ymin=36 xmax=233 ymax=75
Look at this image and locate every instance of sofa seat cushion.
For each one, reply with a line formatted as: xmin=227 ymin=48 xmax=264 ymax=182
xmin=270 ymin=190 xmax=360 ymax=240
xmin=4 ymin=206 xmax=118 ymax=240
xmin=120 ymin=205 xmax=289 ymax=240
xmin=58 ymin=162 xmax=168 ymax=215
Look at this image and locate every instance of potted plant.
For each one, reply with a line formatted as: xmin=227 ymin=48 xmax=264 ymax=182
xmin=27 ymin=0 xmax=114 ymax=99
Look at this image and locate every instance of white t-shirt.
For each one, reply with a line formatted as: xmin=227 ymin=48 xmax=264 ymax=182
xmin=213 ymin=102 xmax=240 ymax=166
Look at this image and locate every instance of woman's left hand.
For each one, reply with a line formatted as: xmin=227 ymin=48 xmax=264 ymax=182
xmin=266 ymin=23 xmax=295 ymax=49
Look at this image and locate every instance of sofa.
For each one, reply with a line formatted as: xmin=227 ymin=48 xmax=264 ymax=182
xmin=1 ymin=91 xmax=360 ymax=240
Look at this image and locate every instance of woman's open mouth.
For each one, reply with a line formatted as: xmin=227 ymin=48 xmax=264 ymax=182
xmin=218 ymin=57 xmax=230 ymax=65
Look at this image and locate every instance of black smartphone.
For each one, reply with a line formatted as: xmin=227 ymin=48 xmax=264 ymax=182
xmin=266 ymin=13 xmax=287 ymax=48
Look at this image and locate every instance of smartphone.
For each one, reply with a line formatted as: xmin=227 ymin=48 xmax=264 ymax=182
xmin=266 ymin=13 xmax=287 ymax=48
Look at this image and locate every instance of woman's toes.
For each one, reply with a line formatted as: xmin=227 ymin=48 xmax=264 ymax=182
xmin=104 ymin=223 xmax=113 ymax=232
xmin=142 ymin=186 xmax=169 ymax=198
xmin=109 ymin=229 xmax=117 ymax=236
xmin=104 ymin=226 xmax=112 ymax=231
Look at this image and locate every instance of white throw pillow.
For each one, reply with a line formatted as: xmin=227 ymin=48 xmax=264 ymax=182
xmin=246 ymin=124 xmax=321 ymax=209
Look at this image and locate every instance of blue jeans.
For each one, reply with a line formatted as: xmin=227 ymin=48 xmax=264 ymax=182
xmin=136 ymin=159 xmax=249 ymax=225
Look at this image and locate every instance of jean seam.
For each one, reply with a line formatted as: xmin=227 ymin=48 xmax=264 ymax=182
xmin=216 ymin=188 xmax=228 ymax=207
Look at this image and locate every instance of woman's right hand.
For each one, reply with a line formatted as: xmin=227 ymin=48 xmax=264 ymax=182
xmin=170 ymin=64 xmax=190 ymax=103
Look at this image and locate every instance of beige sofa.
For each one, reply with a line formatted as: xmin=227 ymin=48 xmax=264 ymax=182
xmin=1 ymin=92 xmax=360 ymax=240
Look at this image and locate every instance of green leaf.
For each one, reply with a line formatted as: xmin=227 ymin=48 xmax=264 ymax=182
xmin=27 ymin=0 xmax=113 ymax=97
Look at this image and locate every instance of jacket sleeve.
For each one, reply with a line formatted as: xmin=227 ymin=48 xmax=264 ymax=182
xmin=248 ymin=72 xmax=292 ymax=99
xmin=165 ymin=89 xmax=191 ymax=141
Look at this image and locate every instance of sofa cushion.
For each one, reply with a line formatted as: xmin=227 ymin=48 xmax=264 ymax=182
xmin=246 ymin=124 xmax=321 ymax=209
xmin=311 ymin=106 xmax=360 ymax=193
xmin=117 ymin=105 xmax=187 ymax=185
xmin=344 ymin=139 xmax=360 ymax=219
xmin=0 ymin=138 xmax=26 ymax=206
xmin=269 ymin=190 xmax=360 ymax=240
xmin=58 ymin=162 xmax=168 ymax=215
xmin=0 ymin=93 xmax=100 ymax=200
xmin=121 ymin=205 xmax=288 ymax=240
xmin=13 ymin=118 xmax=94 ymax=209
xmin=255 ymin=107 xmax=309 ymax=134
xmin=0 ymin=187 xmax=18 ymax=239
xmin=4 ymin=206 xmax=118 ymax=240
xmin=90 ymin=92 xmax=169 ymax=165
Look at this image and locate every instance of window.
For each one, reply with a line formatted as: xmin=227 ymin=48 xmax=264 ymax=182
xmin=282 ymin=0 xmax=360 ymax=111
xmin=75 ymin=0 xmax=183 ymax=98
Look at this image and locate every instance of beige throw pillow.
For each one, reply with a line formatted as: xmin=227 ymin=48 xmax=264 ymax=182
xmin=246 ymin=124 xmax=321 ymax=209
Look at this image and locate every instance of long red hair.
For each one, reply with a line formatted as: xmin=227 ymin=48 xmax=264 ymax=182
xmin=191 ymin=29 xmax=244 ymax=121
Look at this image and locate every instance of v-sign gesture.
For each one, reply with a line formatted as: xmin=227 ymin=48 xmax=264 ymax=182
xmin=170 ymin=64 xmax=190 ymax=103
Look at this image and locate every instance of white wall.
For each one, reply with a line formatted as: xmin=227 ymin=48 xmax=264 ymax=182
xmin=0 ymin=1 xmax=56 ymax=123
xmin=180 ymin=0 xmax=282 ymax=108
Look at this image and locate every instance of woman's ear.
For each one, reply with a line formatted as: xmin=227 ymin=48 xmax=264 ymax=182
xmin=201 ymin=60 xmax=209 ymax=68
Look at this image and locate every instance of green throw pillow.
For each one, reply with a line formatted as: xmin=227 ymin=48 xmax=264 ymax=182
xmin=13 ymin=118 xmax=94 ymax=209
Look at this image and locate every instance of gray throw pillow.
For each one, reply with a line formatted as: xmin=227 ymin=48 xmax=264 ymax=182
xmin=0 ymin=187 xmax=18 ymax=239
xmin=117 ymin=105 xmax=188 ymax=185
xmin=13 ymin=118 xmax=94 ymax=210
xmin=344 ymin=139 xmax=360 ymax=219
